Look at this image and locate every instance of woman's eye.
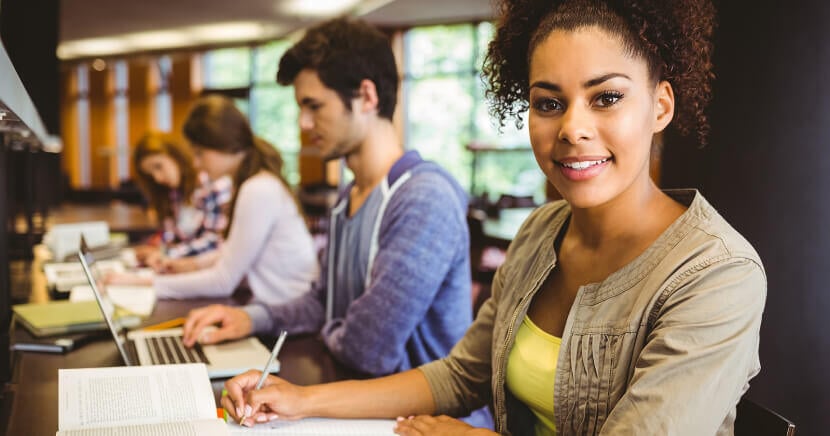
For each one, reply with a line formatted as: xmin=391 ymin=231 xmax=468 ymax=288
xmin=532 ymin=97 xmax=563 ymax=113
xmin=595 ymin=91 xmax=623 ymax=107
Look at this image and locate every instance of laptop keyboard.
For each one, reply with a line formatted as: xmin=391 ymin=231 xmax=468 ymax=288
xmin=145 ymin=335 xmax=210 ymax=365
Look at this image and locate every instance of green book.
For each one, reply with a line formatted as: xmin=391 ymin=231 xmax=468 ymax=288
xmin=12 ymin=300 xmax=139 ymax=338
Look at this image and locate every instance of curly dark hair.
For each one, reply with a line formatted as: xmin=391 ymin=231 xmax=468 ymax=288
xmin=482 ymin=0 xmax=716 ymax=146
xmin=277 ymin=17 xmax=399 ymax=121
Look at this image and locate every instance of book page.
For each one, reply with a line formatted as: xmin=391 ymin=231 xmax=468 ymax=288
xmin=58 ymin=364 xmax=216 ymax=431
xmin=226 ymin=418 xmax=396 ymax=435
xmin=56 ymin=419 xmax=229 ymax=436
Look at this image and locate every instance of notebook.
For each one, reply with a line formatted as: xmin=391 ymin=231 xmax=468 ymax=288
xmin=12 ymin=299 xmax=140 ymax=337
xmin=77 ymin=237 xmax=279 ymax=379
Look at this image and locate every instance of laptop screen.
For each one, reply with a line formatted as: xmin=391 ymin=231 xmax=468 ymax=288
xmin=77 ymin=236 xmax=135 ymax=366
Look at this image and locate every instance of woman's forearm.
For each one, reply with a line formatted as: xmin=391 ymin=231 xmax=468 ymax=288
xmin=303 ymin=369 xmax=436 ymax=419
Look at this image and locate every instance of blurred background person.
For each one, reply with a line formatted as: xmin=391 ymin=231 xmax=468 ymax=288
xmin=131 ymin=131 xmax=232 ymax=273
xmin=109 ymin=95 xmax=318 ymax=306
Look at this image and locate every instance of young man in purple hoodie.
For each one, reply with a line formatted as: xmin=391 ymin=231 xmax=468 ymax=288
xmin=181 ymin=20 xmax=487 ymax=426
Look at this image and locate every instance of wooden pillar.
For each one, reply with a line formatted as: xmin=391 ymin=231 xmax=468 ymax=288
xmin=60 ymin=66 xmax=81 ymax=188
xmin=87 ymin=65 xmax=116 ymax=188
xmin=169 ymin=54 xmax=197 ymax=142
xmin=128 ymin=59 xmax=153 ymax=180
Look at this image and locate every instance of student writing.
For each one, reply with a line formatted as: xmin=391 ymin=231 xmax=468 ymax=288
xmin=221 ymin=1 xmax=766 ymax=434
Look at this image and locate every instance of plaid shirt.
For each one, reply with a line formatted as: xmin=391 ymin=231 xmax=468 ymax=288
xmin=162 ymin=173 xmax=232 ymax=259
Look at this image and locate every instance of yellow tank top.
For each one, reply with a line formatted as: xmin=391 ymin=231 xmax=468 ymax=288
xmin=505 ymin=315 xmax=561 ymax=436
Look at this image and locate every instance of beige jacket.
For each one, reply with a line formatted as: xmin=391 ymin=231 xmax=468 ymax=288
xmin=420 ymin=190 xmax=766 ymax=435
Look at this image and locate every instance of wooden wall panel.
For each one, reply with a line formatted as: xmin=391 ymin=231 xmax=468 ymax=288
xmin=87 ymin=67 xmax=115 ymax=188
xmin=169 ymin=54 xmax=197 ymax=143
xmin=59 ymin=68 xmax=81 ymax=187
xmin=128 ymin=60 xmax=152 ymax=180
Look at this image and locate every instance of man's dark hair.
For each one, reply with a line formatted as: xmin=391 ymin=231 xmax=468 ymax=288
xmin=277 ymin=17 xmax=399 ymax=120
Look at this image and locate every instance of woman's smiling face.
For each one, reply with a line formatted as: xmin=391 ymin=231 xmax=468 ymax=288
xmin=528 ymin=26 xmax=674 ymax=210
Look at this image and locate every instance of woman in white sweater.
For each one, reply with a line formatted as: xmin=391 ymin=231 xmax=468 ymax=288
xmin=110 ymin=95 xmax=318 ymax=306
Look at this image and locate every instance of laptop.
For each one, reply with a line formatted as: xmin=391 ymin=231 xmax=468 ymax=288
xmin=76 ymin=237 xmax=279 ymax=379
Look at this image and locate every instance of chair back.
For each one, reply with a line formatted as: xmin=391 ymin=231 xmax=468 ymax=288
xmin=734 ymin=397 xmax=796 ymax=436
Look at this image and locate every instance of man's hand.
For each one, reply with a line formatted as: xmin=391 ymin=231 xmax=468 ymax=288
xmin=182 ymin=304 xmax=253 ymax=347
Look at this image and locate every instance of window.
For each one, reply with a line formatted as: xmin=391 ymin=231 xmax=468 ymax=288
xmin=403 ymin=23 xmax=544 ymax=201
xmin=113 ymin=60 xmax=129 ymax=181
xmin=153 ymin=56 xmax=173 ymax=132
xmin=250 ymin=41 xmax=300 ymax=185
xmin=202 ymin=47 xmax=252 ymax=90
xmin=202 ymin=44 xmax=300 ymax=184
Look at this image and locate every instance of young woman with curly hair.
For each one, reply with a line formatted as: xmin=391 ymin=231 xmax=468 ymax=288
xmin=220 ymin=1 xmax=766 ymax=434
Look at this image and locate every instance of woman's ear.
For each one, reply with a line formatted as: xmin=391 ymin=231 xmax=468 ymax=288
xmin=356 ymin=79 xmax=380 ymax=114
xmin=653 ymin=80 xmax=675 ymax=134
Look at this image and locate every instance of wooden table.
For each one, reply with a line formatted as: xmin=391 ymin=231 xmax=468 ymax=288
xmin=13 ymin=202 xmax=159 ymax=255
xmin=2 ymin=297 xmax=361 ymax=436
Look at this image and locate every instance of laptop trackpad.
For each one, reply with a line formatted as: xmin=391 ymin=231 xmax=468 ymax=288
xmin=203 ymin=337 xmax=281 ymax=373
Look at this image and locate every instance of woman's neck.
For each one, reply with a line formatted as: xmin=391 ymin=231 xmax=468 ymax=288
xmin=566 ymin=180 xmax=685 ymax=252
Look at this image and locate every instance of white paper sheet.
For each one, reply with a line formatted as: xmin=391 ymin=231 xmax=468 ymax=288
xmin=226 ymin=417 xmax=396 ymax=435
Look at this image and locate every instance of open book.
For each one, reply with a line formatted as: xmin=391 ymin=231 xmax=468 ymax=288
xmin=57 ymin=363 xmax=398 ymax=435
xmin=57 ymin=363 xmax=229 ymax=436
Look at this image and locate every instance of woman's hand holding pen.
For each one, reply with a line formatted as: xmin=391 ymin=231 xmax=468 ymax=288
xmin=223 ymin=370 xmax=307 ymax=426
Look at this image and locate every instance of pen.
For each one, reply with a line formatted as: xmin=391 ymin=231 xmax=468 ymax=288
xmin=239 ymin=330 xmax=287 ymax=425
xmin=141 ymin=317 xmax=186 ymax=331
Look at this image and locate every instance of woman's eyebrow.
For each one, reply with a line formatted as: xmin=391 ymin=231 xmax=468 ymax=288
xmin=583 ymin=73 xmax=631 ymax=88
xmin=530 ymin=73 xmax=632 ymax=93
